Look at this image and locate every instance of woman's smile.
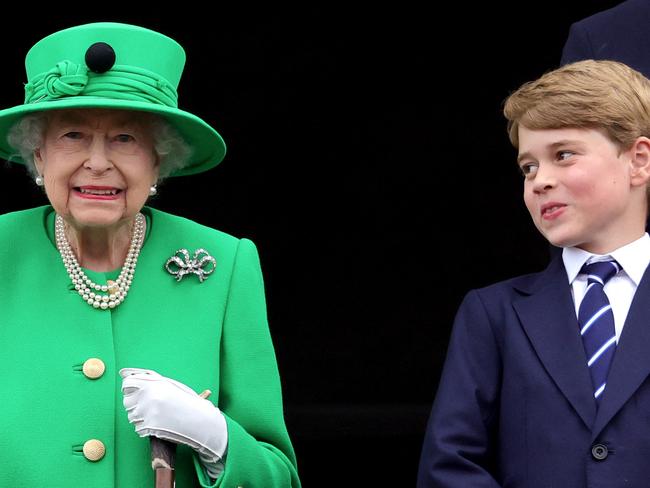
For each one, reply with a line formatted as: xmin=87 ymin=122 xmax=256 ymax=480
xmin=72 ymin=185 xmax=123 ymax=200
xmin=73 ymin=185 xmax=124 ymax=200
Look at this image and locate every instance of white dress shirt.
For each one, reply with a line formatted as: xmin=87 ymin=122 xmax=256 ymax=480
xmin=562 ymin=234 xmax=650 ymax=342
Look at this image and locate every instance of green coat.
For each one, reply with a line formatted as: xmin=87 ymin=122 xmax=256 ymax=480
xmin=0 ymin=206 xmax=300 ymax=488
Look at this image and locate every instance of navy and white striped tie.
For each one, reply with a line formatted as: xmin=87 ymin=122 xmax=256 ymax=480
xmin=578 ymin=259 xmax=620 ymax=403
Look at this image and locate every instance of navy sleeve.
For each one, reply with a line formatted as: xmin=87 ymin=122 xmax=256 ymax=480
xmin=417 ymin=290 xmax=503 ymax=488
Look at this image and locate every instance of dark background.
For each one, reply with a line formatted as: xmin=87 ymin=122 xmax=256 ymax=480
xmin=0 ymin=3 xmax=626 ymax=486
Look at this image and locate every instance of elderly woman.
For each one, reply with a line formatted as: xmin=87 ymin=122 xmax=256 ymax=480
xmin=0 ymin=22 xmax=300 ymax=488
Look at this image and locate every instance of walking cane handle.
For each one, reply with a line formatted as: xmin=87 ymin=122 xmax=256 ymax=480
xmin=151 ymin=389 xmax=211 ymax=488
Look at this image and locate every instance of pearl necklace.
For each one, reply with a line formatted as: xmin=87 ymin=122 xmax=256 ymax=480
xmin=55 ymin=213 xmax=145 ymax=310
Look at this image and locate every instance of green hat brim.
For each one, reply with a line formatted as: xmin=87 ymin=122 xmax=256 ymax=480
xmin=0 ymin=97 xmax=226 ymax=177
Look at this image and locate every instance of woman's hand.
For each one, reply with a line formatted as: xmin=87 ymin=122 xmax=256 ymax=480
xmin=120 ymin=368 xmax=227 ymax=477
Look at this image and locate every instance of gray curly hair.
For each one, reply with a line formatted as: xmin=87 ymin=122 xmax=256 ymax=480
xmin=7 ymin=111 xmax=192 ymax=180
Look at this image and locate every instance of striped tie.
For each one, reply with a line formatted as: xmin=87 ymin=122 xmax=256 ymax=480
xmin=578 ymin=259 xmax=620 ymax=403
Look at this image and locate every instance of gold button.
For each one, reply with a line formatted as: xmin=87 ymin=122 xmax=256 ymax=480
xmin=83 ymin=358 xmax=105 ymax=379
xmin=83 ymin=439 xmax=105 ymax=461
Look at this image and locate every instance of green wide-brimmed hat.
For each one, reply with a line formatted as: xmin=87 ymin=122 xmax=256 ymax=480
xmin=0 ymin=22 xmax=226 ymax=176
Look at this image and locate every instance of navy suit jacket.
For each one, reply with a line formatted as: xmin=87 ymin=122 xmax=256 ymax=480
xmin=561 ymin=0 xmax=650 ymax=78
xmin=417 ymin=256 xmax=650 ymax=487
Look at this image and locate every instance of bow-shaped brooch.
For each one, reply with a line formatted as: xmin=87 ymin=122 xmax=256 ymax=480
xmin=165 ymin=248 xmax=216 ymax=283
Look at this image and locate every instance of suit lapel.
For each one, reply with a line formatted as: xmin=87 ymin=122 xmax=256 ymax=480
xmin=513 ymin=258 xmax=597 ymax=430
xmin=592 ymin=265 xmax=650 ymax=439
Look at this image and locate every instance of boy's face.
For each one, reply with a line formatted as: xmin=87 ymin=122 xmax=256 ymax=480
xmin=518 ymin=126 xmax=649 ymax=254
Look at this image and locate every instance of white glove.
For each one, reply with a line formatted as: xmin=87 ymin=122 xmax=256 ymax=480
xmin=120 ymin=367 xmax=227 ymax=479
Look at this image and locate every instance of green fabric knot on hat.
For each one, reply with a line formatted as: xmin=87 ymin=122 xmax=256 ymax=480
xmin=42 ymin=60 xmax=89 ymax=99
xmin=24 ymin=60 xmax=89 ymax=102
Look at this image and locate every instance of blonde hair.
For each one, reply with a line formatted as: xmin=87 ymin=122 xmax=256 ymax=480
xmin=503 ymin=60 xmax=650 ymax=150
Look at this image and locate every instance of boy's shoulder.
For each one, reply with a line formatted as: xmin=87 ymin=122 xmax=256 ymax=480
xmin=453 ymin=259 xmax=567 ymax=336
xmin=471 ymin=257 xmax=565 ymax=303
xmin=479 ymin=270 xmax=546 ymax=293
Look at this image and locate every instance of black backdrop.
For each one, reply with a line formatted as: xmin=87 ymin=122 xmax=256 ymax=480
xmin=0 ymin=3 xmax=626 ymax=486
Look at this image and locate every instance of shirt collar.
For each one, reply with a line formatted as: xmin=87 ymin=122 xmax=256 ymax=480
xmin=562 ymin=233 xmax=650 ymax=286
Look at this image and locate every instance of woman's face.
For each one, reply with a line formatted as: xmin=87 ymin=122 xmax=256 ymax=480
xmin=35 ymin=108 xmax=159 ymax=229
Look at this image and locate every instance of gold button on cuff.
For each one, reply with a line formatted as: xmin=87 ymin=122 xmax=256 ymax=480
xmin=83 ymin=439 xmax=105 ymax=461
xmin=83 ymin=358 xmax=105 ymax=379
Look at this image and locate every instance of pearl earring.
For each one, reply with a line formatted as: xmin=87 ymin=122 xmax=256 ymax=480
xmin=149 ymin=185 xmax=157 ymax=196
xmin=35 ymin=175 xmax=44 ymax=186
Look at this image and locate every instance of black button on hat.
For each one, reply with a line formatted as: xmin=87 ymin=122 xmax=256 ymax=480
xmin=85 ymin=42 xmax=116 ymax=73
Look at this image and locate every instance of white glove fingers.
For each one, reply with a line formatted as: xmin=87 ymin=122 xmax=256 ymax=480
xmin=122 ymin=385 xmax=139 ymax=396
xmin=119 ymin=367 xmax=160 ymax=379
xmin=165 ymin=377 xmax=200 ymax=396
xmin=124 ymin=403 xmax=139 ymax=415
xmin=126 ymin=407 xmax=144 ymax=422
xmin=122 ymin=373 xmax=198 ymax=400
xmin=119 ymin=366 xmax=228 ymax=464
xmin=120 ymin=368 xmax=160 ymax=378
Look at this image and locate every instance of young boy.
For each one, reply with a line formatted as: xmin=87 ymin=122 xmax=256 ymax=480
xmin=417 ymin=60 xmax=650 ymax=487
